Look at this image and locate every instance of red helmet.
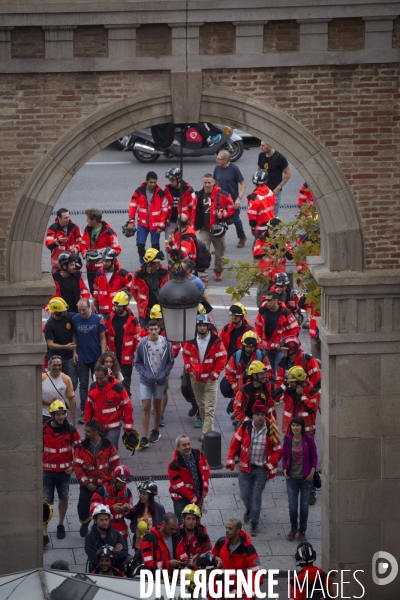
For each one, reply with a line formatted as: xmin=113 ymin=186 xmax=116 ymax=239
xmin=281 ymin=336 xmax=301 ymax=351
xmin=112 ymin=464 xmax=132 ymax=482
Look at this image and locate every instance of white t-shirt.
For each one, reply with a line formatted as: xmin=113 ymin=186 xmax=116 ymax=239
xmin=197 ymin=332 xmax=210 ymax=364
xmin=146 ymin=336 xmax=166 ymax=377
xmin=42 ymin=373 xmax=73 ymax=417
xmin=105 ymin=271 xmax=113 ymax=283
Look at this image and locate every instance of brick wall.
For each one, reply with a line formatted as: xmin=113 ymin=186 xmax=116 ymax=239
xmin=11 ymin=27 xmax=45 ymax=59
xmin=199 ymin=23 xmax=236 ymax=55
xmin=74 ymin=26 xmax=108 ymax=57
xmin=328 ymin=18 xmax=364 ymax=51
xmin=203 ymin=65 xmax=400 ymax=269
xmin=136 ymin=25 xmax=172 ymax=57
xmin=263 ymin=20 xmax=300 ymax=53
xmin=393 ymin=17 xmax=400 ymax=48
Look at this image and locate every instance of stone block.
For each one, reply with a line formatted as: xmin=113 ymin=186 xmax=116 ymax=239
xmin=338 ymin=480 xmax=400 ymax=521
xmin=381 ymin=355 xmax=399 ymax=395
xmin=0 ymin=450 xmax=36 ymax=490
xmin=337 ymin=438 xmax=381 ymax=480
xmin=383 ymin=439 xmax=400 ymax=479
xmin=381 ymin=396 xmax=400 ymax=436
xmin=382 ymin=521 xmax=400 ymax=558
xmin=0 ymin=535 xmax=42 ymax=574
xmin=337 ymin=396 xmax=382 ymax=438
xmin=0 ymin=492 xmax=40 ymax=536
xmin=336 ymin=355 xmax=381 ymax=397
xmin=48 ymin=124 xmax=101 ymax=177
xmin=338 ymin=521 xmax=381 ymax=563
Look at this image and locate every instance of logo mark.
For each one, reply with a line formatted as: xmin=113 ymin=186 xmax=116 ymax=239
xmin=372 ymin=551 xmax=398 ymax=586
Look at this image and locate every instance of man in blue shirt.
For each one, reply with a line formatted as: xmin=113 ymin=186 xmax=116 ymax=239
xmin=213 ymin=150 xmax=247 ymax=248
xmin=181 ymin=259 xmax=212 ymax=305
xmin=72 ymin=299 xmax=106 ymax=422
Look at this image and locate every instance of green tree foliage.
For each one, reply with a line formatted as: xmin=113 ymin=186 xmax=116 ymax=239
xmin=226 ymin=204 xmax=321 ymax=311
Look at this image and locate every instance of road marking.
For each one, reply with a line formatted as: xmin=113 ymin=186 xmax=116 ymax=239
xmin=86 ymin=161 xmax=132 ymax=165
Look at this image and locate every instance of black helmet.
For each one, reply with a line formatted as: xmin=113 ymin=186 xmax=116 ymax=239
xmin=196 ymin=552 xmax=219 ymax=569
xmin=102 ymin=247 xmax=118 ymax=261
xmin=252 ymin=169 xmax=268 ymax=186
xmin=96 ymin=545 xmax=116 ymax=560
xmin=211 ymin=222 xmax=228 ymax=238
xmin=295 ymin=542 xmax=316 ymax=566
xmin=165 ymin=166 xmax=181 ymax=179
xmin=122 ymin=222 xmax=137 ymax=238
xmin=267 ymin=217 xmax=282 ymax=229
xmin=58 ymin=252 xmax=77 ymax=266
xmin=122 ymin=430 xmax=140 ymax=455
xmin=137 ymin=480 xmax=158 ymax=496
xmin=274 ymin=272 xmax=290 ymax=286
xmin=86 ymin=249 xmax=102 ymax=264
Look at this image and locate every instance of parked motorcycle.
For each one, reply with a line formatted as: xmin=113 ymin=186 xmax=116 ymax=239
xmin=123 ymin=123 xmax=244 ymax=163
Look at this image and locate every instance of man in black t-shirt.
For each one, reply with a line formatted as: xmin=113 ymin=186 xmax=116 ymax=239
xmin=44 ymin=298 xmax=78 ymax=389
xmin=257 ymin=141 xmax=291 ymax=217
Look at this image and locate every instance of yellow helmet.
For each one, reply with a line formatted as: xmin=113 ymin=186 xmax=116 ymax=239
xmin=113 ymin=291 xmax=130 ymax=306
xmin=229 ymin=302 xmax=247 ymax=316
xmin=241 ymin=331 xmax=259 ymax=345
xmin=182 ymin=503 xmax=202 ymax=519
xmin=150 ymin=304 xmax=163 ymax=320
xmin=43 ymin=501 xmax=54 ymax=525
xmin=198 ymin=303 xmax=207 ymax=315
xmin=144 ymin=248 xmax=162 ymax=263
xmin=49 ymin=400 xmax=67 ymax=413
xmin=286 ymin=366 xmax=307 ymax=382
xmin=48 ymin=297 xmax=68 ymax=313
xmin=247 ymin=360 xmax=267 ymax=376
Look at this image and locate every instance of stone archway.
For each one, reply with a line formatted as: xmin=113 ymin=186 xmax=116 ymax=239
xmin=8 ymin=88 xmax=363 ymax=283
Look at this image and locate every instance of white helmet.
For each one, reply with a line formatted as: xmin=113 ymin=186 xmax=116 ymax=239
xmin=92 ymin=504 xmax=111 ymax=518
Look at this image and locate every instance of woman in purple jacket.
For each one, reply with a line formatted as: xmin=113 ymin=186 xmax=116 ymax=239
xmin=282 ymin=416 xmax=318 ymax=543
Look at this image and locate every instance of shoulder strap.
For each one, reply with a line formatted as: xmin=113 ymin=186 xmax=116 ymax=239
xmin=235 ymin=349 xmax=241 ymax=367
xmin=45 ymin=373 xmax=66 ymax=402
xmin=256 ymin=349 xmax=262 ymax=361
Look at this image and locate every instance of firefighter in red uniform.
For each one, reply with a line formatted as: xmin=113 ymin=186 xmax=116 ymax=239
xmin=297 ymin=182 xmax=315 ymax=210
xmin=223 ymin=331 xmax=272 ymax=417
xmin=233 ymin=360 xmax=276 ymax=424
xmin=52 ymin=252 xmax=90 ymax=313
xmin=140 ymin=512 xmax=183 ymax=574
xmin=104 ymin=291 xmax=140 ymax=397
xmin=289 ymin=542 xmax=332 ymax=600
xmin=272 ymin=366 xmax=320 ymax=437
xmin=165 ymin=214 xmax=197 ymax=264
xmin=276 ymin=335 xmax=321 ymax=392
xmin=247 ymin=169 xmax=276 ymax=238
xmin=81 ymin=208 xmax=121 ymax=295
xmin=268 ymin=272 xmax=301 ymax=321
xmin=84 ymin=365 xmax=134 ymax=451
xmin=126 ymin=170 xmax=170 ymax=264
xmin=255 ymin=291 xmax=300 ymax=378
xmin=164 ymin=166 xmax=197 ymax=233
xmin=93 ymin=248 xmax=132 ymax=317
xmin=90 ymin=465 xmax=133 ymax=548
xmin=45 ymin=207 xmax=82 ymax=272
xmin=176 ymin=504 xmax=212 ymax=563
xmin=43 ymin=400 xmax=81 ymax=546
xmin=211 ymin=518 xmax=263 ymax=599
xmin=168 ymin=435 xmax=210 ymax=525
xmin=220 ymin=303 xmax=254 ymax=359
xmin=73 ymin=419 xmax=120 ymax=537
xmin=130 ymin=248 xmax=169 ymax=328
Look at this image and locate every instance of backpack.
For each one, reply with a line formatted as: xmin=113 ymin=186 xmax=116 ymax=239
xmin=235 ymin=349 xmax=262 ymax=367
xmin=302 ymin=352 xmax=321 ymax=369
xmin=185 ymin=127 xmax=203 ymax=149
xmin=182 ymin=234 xmax=211 ymax=271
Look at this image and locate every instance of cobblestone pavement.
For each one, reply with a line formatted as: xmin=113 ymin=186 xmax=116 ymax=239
xmin=44 ymin=289 xmax=321 ymax=598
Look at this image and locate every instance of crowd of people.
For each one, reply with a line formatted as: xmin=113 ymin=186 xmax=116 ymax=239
xmin=42 ymin=140 xmax=326 ymax=596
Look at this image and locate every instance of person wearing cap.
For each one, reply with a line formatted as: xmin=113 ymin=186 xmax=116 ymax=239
xmin=254 ymin=290 xmax=300 ymax=378
xmin=226 ymin=401 xmax=282 ymax=536
xmin=73 ymin=420 xmax=120 ymax=538
xmin=134 ymin=319 xmax=174 ymax=447
xmin=85 ymin=503 xmax=127 ymax=570
xmin=126 ymin=171 xmax=169 ymax=264
xmin=90 ymin=465 xmax=133 ymax=548
xmin=140 ymin=512 xmax=184 ymax=574
xmin=91 ymin=545 xmax=126 ymax=577
xmin=43 ymin=400 xmax=81 ymax=546
xmin=168 ymin=435 xmax=210 ymax=526
xmin=222 ymin=332 xmax=273 ymax=419
xmin=165 ymin=214 xmax=197 ymax=264
xmin=93 ymin=248 xmax=133 ymax=317
xmin=276 ymin=335 xmax=321 ymax=392
xmin=44 ymin=297 xmax=79 ymax=390
xmin=164 ymin=166 xmax=196 ymax=236
xmin=233 ymin=360 xmax=276 ymax=425
xmin=282 ymin=417 xmax=318 ymax=543
xmin=220 ymin=303 xmax=254 ymax=359
xmin=52 ymin=252 xmax=90 ymax=314
xmin=42 ymin=354 xmax=76 ymax=425
xmin=176 ymin=504 xmax=212 ymax=563
xmin=182 ymin=315 xmax=228 ymax=440
xmin=104 ymin=291 xmax=141 ymax=397
xmin=127 ymin=480 xmax=166 ymax=550
xmin=247 ymin=169 xmax=276 ymax=238
xmin=211 ymin=518 xmax=263 ymax=597
xmin=257 ymin=141 xmax=291 ymax=216
xmin=130 ymin=248 xmax=169 ymax=328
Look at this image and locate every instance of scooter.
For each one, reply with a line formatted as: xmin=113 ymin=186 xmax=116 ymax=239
xmin=123 ymin=123 xmax=244 ymax=163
